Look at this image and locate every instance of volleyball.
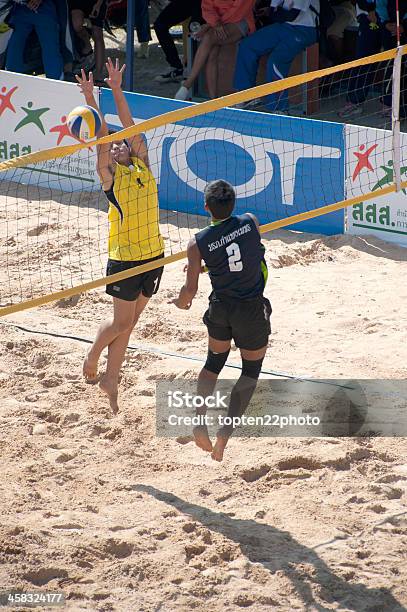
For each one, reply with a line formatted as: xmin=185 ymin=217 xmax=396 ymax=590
xmin=67 ymin=105 xmax=101 ymax=141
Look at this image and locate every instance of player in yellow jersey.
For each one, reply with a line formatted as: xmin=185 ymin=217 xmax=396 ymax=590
xmin=76 ymin=58 xmax=164 ymax=413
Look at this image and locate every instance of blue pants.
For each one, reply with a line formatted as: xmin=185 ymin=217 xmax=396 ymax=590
xmin=135 ymin=0 xmax=151 ymax=43
xmin=347 ymin=16 xmax=404 ymax=108
xmin=234 ymin=22 xmax=317 ymax=111
xmin=6 ymin=0 xmax=63 ymax=79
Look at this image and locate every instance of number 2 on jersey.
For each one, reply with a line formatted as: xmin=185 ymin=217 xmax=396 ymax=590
xmin=226 ymin=242 xmax=243 ymax=272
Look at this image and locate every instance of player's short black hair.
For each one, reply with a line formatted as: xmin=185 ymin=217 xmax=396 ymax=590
xmin=204 ymin=180 xmax=235 ymax=219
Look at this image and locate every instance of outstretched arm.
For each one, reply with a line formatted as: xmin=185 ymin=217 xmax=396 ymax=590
xmin=104 ymin=57 xmax=150 ymax=168
xmin=171 ymin=238 xmax=202 ymax=309
xmin=75 ymin=69 xmax=113 ymax=190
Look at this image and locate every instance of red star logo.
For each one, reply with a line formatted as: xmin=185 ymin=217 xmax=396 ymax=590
xmin=352 ymin=144 xmax=378 ymax=181
xmin=50 ymin=116 xmax=78 ymax=145
xmin=50 ymin=115 xmax=94 ymax=150
xmin=0 ymin=85 xmax=18 ymax=117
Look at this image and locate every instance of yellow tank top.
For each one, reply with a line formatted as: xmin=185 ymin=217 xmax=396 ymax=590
xmin=107 ymin=157 xmax=164 ymax=261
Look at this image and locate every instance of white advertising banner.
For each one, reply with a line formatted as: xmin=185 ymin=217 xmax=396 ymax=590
xmin=0 ymin=71 xmax=98 ymax=191
xmin=346 ymin=125 xmax=407 ymax=246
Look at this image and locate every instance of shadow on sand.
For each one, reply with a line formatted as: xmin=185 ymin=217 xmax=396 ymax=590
xmin=136 ymin=485 xmax=406 ymax=612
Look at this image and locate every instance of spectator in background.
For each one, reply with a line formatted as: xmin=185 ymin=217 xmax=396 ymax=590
xmin=175 ymin=0 xmax=256 ymax=100
xmin=327 ymin=0 xmax=358 ymax=65
xmin=233 ymin=0 xmax=318 ymax=112
xmin=55 ymin=0 xmax=75 ymax=79
xmin=0 ymin=1 xmax=14 ymax=68
xmin=338 ymin=0 xmax=407 ymax=119
xmin=6 ymin=0 xmax=64 ymax=79
xmin=154 ymin=0 xmax=202 ymax=83
xmin=69 ymin=0 xmax=107 ymax=83
xmin=135 ymin=0 xmax=151 ymax=59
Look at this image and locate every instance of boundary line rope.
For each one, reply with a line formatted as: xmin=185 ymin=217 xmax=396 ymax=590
xmin=0 ymin=321 xmax=354 ymax=389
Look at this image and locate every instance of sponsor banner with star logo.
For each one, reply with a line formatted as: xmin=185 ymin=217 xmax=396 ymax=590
xmin=346 ymin=125 xmax=407 ymax=247
xmin=0 ymin=70 xmax=99 ymax=190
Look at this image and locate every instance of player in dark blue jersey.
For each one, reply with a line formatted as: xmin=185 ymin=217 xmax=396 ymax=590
xmin=171 ymin=180 xmax=271 ymax=461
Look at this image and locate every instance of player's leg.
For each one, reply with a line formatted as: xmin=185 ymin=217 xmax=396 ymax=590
xmin=97 ymin=261 xmax=163 ymax=412
xmin=194 ymin=301 xmax=232 ymax=452
xmin=99 ymin=293 xmax=150 ymax=413
xmin=83 ymin=296 xmax=137 ymax=383
xmin=211 ymin=345 xmax=267 ymax=462
xmin=195 ymin=336 xmax=231 ymax=451
xmin=211 ymin=296 xmax=272 ymax=462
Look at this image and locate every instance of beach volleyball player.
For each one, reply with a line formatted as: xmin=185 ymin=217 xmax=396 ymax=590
xmin=172 ymin=180 xmax=271 ymax=461
xmin=76 ymin=59 xmax=164 ymax=412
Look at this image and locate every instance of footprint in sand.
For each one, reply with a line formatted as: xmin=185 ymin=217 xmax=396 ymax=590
xmin=185 ymin=544 xmax=206 ymax=559
xmin=102 ymin=539 xmax=134 ymax=559
xmin=27 ymin=223 xmax=50 ymax=237
xmin=239 ymin=465 xmax=271 ymax=483
xmin=277 ymin=456 xmax=323 ymax=471
xmin=23 ymin=567 xmax=68 ymax=586
xmin=41 ymin=373 xmax=64 ymax=388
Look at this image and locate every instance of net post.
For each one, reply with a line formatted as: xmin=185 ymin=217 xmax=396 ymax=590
xmin=125 ymin=0 xmax=135 ymax=92
xmin=392 ymin=46 xmax=402 ymax=192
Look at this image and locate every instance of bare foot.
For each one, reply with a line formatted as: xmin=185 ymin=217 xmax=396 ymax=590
xmin=83 ymin=348 xmax=99 ymax=383
xmin=211 ymin=430 xmax=229 ymax=462
xmin=193 ymin=425 xmax=213 ymax=453
xmin=99 ymin=375 xmax=119 ymax=414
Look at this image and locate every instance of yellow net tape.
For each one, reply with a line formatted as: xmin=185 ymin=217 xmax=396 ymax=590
xmin=1 ymin=181 xmax=404 ymax=318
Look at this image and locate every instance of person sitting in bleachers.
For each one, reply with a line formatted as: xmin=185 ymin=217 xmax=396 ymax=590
xmin=233 ymin=0 xmax=318 ymax=112
xmin=338 ymin=0 xmax=407 ymax=119
xmin=174 ymin=0 xmax=256 ymax=100
xmin=68 ymin=0 xmax=107 ymax=83
xmin=6 ymin=0 xmax=64 ymax=79
xmin=327 ymin=0 xmax=358 ymax=65
xmin=154 ymin=0 xmax=203 ymax=83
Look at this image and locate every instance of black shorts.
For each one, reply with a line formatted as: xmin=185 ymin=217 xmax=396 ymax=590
xmin=106 ymin=254 xmax=164 ymax=302
xmin=69 ymin=0 xmax=107 ymax=27
xmin=203 ymin=295 xmax=272 ymax=351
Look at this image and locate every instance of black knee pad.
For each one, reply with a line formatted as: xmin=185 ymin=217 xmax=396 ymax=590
xmin=204 ymin=349 xmax=230 ymax=375
xmin=241 ymin=358 xmax=263 ymax=380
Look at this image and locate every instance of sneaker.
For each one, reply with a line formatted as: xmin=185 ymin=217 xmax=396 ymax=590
xmin=137 ymin=42 xmax=149 ymax=59
xmin=174 ymin=84 xmax=190 ymax=101
xmin=338 ymin=102 xmax=364 ymax=119
xmin=155 ymin=68 xmax=184 ymax=83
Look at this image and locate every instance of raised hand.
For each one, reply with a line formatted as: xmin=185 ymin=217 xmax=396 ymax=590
xmin=75 ymin=69 xmax=95 ymax=98
xmin=104 ymin=57 xmax=126 ymax=90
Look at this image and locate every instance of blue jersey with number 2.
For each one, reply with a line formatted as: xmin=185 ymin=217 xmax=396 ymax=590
xmin=195 ymin=214 xmax=267 ymax=300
